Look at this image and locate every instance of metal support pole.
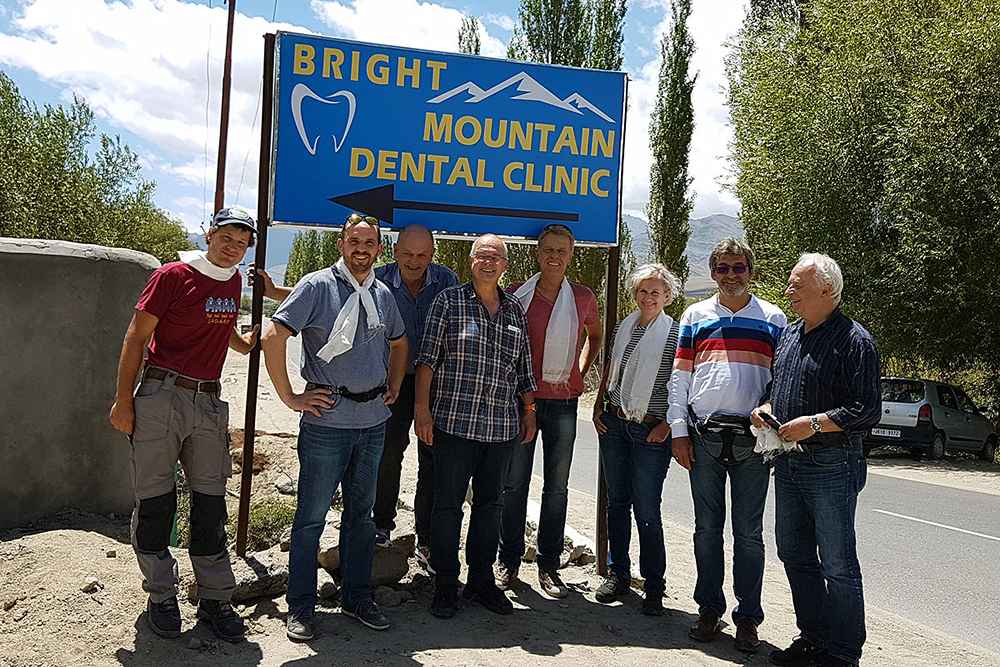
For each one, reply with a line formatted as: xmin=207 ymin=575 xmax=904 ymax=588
xmin=213 ymin=0 xmax=237 ymax=213
xmin=596 ymin=243 xmax=621 ymax=576
xmin=236 ymin=32 xmax=275 ymax=557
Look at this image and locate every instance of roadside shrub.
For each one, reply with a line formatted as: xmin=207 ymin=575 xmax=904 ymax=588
xmin=227 ymin=497 xmax=297 ymax=552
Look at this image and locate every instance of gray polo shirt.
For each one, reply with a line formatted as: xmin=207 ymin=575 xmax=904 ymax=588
xmin=272 ymin=266 xmax=405 ymax=429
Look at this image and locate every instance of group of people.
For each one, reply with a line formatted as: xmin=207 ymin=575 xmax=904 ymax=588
xmin=110 ymin=209 xmax=880 ymax=667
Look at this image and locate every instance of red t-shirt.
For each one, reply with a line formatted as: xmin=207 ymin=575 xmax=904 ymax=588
xmin=135 ymin=261 xmax=241 ymax=380
xmin=508 ymin=282 xmax=600 ymax=399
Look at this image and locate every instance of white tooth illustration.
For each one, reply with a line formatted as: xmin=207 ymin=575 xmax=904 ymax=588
xmin=291 ymin=83 xmax=356 ymax=155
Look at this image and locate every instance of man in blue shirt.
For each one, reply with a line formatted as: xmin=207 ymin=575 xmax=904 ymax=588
xmin=372 ymin=225 xmax=458 ymax=566
xmin=752 ymin=253 xmax=880 ymax=667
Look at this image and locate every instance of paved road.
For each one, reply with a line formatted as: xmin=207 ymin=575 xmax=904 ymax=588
xmin=536 ymin=418 xmax=1000 ymax=654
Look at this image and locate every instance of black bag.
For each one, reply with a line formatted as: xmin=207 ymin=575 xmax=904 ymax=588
xmin=690 ymin=409 xmax=758 ymax=464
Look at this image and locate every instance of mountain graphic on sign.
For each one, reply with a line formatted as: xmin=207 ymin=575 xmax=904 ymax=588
xmin=427 ymin=71 xmax=614 ymax=123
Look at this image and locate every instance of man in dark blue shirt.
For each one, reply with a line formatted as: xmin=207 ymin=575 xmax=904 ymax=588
xmin=752 ymin=253 xmax=880 ymax=667
xmin=373 ymin=225 xmax=457 ymax=564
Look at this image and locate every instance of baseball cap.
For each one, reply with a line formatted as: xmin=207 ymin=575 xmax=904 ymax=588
xmin=211 ymin=206 xmax=257 ymax=236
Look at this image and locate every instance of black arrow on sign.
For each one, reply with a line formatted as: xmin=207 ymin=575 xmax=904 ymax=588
xmin=328 ymin=184 xmax=580 ymax=225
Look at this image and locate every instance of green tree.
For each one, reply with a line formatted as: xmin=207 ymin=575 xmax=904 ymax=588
xmin=727 ymin=0 xmax=1000 ymax=415
xmin=458 ymin=16 xmax=481 ymax=55
xmin=647 ymin=1 xmax=695 ymax=320
xmin=0 ymin=72 xmax=192 ymax=263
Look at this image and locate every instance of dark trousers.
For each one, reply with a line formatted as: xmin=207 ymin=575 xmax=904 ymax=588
xmin=429 ymin=428 xmax=517 ymax=587
xmin=372 ymin=374 xmax=435 ymax=545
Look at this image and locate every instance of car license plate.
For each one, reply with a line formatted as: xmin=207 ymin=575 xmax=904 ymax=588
xmin=871 ymin=428 xmax=901 ymax=438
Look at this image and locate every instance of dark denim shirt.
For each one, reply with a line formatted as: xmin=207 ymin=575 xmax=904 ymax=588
xmin=375 ymin=261 xmax=458 ymax=374
xmin=762 ymin=308 xmax=881 ymax=446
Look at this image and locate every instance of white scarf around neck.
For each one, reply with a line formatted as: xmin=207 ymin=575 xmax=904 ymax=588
xmin=607 ymin=310 xmax=673 ymax=421
xmin=514 ymin=273 xmax=579 ymax=385
xmin=316 ymin=258 xmax=381 ymax=362
xmin=178 ymin=250 xmax=237 ymax=281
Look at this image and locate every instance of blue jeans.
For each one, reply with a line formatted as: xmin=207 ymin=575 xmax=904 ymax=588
xmin=499 ymin=397 xmax=577 ymax=571
xmin=430 ymin=428 xmax=517 ymax=587
xmin=286 ymin=420 xmax=386 ymax=613
xmin=598 ymin=411 xmax=671 ymax=592
xmin=689 ymin=431 xmax=770 ymax=625
xmin=774 ymin=441 xmax=867 ymax=664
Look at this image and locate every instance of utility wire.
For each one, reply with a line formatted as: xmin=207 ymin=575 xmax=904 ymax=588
xmin=236 ymin=0 xmax=279 ymax=207
xmin=202 ymin=0 xmax=214 ymax=229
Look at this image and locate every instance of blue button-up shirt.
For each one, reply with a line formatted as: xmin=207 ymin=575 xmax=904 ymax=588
xmin=375 ymin=261 xmax=458 ymax=374
xmin=763 ymin=308 xmax=881 ymax=446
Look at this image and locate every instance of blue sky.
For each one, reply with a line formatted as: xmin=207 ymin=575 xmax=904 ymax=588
xmin=0 ymin=0 xmax=748 ymax=233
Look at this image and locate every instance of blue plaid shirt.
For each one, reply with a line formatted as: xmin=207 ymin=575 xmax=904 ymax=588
xmin=416 ymin=282 xmax=537 ymax=442
xmin=763 ymin=308 xmax=881 ymax=446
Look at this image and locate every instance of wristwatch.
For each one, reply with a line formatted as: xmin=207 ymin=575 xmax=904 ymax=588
xmin=810 ymin=416 xmax=822 ymax=433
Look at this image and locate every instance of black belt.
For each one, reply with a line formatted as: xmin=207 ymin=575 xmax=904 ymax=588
xmin=306 ymin=382 xmax=386 ymax=403
xmin=143 ymin=366 xmax=219 ymax=393
xmin=607 ymin=403 xmax=659 ymax=424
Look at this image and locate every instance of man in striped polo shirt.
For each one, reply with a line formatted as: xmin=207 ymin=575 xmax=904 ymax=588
xmin=667 ymin=238 xmax=787 ymax=653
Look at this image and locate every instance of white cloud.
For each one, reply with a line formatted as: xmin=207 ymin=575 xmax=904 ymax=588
xmin=482 ymin=12 xmax=516 ymax=32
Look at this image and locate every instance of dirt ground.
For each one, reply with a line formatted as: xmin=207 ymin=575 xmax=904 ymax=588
xmin=2 ymin=347 xmax=999 ymax=667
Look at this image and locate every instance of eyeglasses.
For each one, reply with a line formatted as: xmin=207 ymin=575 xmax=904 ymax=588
xmin=471 ymin=252 xmax=507 ymax=264
xmin=344 ymin=213 xmax=379 ymax=227
xmin=714 ymin=264 xmax=749 ymax=275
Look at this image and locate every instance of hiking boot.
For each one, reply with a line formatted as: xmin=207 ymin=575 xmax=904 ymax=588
xmin=342 ymin=599 xmax=389 ymax=631
xmin=688 ymin=611 xmax=721 ymax=642
xmin=538 ymin=569 xmax=569 ymax=599
xmin=415 ymin=543 xmax=435 ymax=575
xmin=769 ymin=637 xmax=828 ymax=666
xmin=430 ymin=584 xmax=458 ymax=619
xmin=495 ymin=562 xmax=519 ymax=590
xmin=196 ymin=598 xmax=245 ymax=643
xmin=461 ymin=581 xmax=514 ymax=615
xmin=735 ymin=619 xmax=761 ymax=652
xmin=594 ymin=572 xmax=628 ymax=603
xmin=147 ymin=596 xmax=181 ymax=638
xmin=375 ymin=528 xmax=392 ymax=547
xmin=285 ymin=608 xmax=315 ymax=641
xmin=641 ymin=590 xmax=664 ymax=617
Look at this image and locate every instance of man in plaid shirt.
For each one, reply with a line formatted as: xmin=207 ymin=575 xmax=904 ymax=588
xmin=415 ymin=233 xmax=537 ymax=620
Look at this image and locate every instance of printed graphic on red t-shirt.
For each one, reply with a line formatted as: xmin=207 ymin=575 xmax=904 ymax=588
xmin=135 ymin=261 xmax=241 ymax=380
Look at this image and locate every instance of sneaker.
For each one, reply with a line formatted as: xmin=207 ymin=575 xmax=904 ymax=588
xmin=769 ymin=637 xmax=828 ymax=666
xmin=461 ymin=581 xmax=514 ymax=615
xmin=735 ymin=619 xmax=761 ymax=652
xmin=495 ymin=562 xmax=519 ymax=590
xmin=594 ymin=572 xmax=628 ymax=603
xmin=375 ymin=528 xmax=392 ymax=547
xmin=430 ymin=584 xmax=458 ymax=619
xmin=342 ymin=599 xmax=389 ymax=631
xmin=641 ymin=590 xmax=664 ymax=617
xmin=688 ymin=611 xmax=721 ymax=642
xmin=147 ymin=596 xmax=181 ymax=638
xmin=196 ymin=598 xmax=246 ymax=643
xmin=285 ymin=608 xmax=315 ymax=642
xmin=538 ymin=569 xmax=569 ymax=599
xmin=415 ymin=544 xmax=436 ymax=575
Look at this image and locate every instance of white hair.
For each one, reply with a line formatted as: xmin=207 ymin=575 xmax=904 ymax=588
xmin=627 ymin=263 xmax=678 ymax=305
xmin=797 ymin=253 xmax=843 ymax=304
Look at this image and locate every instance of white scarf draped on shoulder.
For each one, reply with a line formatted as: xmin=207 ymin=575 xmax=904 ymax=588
xmin=177 ymin=250 xmax=237 ymax=281
xmin=316 ymin=258 xmax=382 ymax=362
xmin=514 ymin=273 xmax=579 ymax=385
xmin=607 ymin=310 xmax=674 ymax=421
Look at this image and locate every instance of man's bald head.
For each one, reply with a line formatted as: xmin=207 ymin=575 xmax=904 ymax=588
xmin=394 ymin=224 xmax=436 ymax=286
xmin=471 ymin=234 xmax=507 ymax=258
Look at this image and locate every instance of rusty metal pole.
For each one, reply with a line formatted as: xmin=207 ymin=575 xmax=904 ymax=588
xmin=596 ymin=243 xmax=621 ymax=575
xmin=236 ymin=32 xmax=275 ymax=557
xmin=213 ymin=0 xmax=237 ymax=213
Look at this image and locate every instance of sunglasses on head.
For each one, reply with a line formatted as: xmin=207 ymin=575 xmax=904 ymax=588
xmin=344 ymin=213 xmax=379 ymax=226
xmin=714 ymin=264 xmax=749 ymax=275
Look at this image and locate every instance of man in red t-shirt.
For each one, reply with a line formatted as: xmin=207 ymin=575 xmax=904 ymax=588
xmin=109 ymin=207 xmax=259 ymax=643
xmin=496 ymin=224 xmax=602 ymax=598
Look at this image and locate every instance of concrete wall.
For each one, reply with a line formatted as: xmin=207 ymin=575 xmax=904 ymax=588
xmin=0 ymin=238 xmax=160 ymax=530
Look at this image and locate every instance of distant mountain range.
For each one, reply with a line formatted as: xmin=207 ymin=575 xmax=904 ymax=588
xmin=624 ymin=213 xmax=745 ymax=295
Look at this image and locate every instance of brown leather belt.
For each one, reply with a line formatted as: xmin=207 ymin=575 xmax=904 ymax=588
xmin=610 ymin=405 xmax=659 ymax=424
xmin=144 ymin=367 xmax=220 ymax=393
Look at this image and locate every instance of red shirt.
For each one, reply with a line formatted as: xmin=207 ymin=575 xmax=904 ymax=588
xmin=508 ymin=282 xmax=600 ymax=399
xmin=135 ymin=261 xmax=241 ymax=380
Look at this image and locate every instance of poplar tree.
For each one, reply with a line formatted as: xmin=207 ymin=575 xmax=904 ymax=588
xmin=646 ymin=0 xmax=695 ymax=319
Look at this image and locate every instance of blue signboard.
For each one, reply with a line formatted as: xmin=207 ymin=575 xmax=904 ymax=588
xmin=270 ymin=32 xmax=626 ymax=245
